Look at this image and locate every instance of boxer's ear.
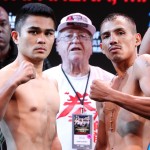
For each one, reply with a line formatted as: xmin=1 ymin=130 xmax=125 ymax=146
xmin=100 ymin=43 xmax=105 ymax=54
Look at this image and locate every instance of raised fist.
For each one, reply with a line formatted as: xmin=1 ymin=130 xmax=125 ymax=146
xmin=13 ymin=60 xmax=36 ymax=85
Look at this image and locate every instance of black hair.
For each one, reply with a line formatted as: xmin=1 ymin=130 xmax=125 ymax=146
xmin=15 ymin=3 xmax=56 ymax=33
xmin=100 ymin=13 xmax=137 ymax=34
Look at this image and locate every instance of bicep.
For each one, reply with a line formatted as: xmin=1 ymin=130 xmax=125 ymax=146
xmin=139 ymin=75 xmax=150 ymax=96
xmin=134 ymin=55 xmax=150 ymax=96
xmin=139 ymin=28 xmax=150 ymax=55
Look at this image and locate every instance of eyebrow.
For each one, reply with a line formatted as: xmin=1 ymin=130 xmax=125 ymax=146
xmin=101 ymin=27 xmax=125 ymax=36
xmin=28 ymin=26 xmax=55 ymax=32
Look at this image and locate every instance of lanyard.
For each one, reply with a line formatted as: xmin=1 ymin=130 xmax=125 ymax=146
xmin=61 ymin=65 xmax=90 ymax=113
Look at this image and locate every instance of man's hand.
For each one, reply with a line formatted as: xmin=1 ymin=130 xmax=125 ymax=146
xmin=13 ymin=60 xmax=36 ymax=85
xmin=90 ymin=79 xmax=111 ymax=102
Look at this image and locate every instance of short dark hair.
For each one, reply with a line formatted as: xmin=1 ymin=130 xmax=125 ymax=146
xmin=15 ymin=3 xmax=56 ymax=33
xmin=100 ymin=13 xmax=137 ymax=34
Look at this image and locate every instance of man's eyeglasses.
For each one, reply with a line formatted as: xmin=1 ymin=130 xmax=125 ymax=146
xmin=58 ymin=33 xmax=92 ymax=42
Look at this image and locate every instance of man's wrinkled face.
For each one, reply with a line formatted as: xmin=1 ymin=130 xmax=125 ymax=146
xmin=56 ymin=28 xmax=93 ymax=64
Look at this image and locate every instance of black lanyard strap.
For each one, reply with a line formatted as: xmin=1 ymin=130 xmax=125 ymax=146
xmin=61 ymin=65 xmax=90 ymax=107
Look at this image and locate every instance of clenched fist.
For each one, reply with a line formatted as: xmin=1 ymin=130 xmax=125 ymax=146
xmin=13 ymin=60 xmax=36 ymax=86
xmin=89 ymin=79 xmax=112 ymax=102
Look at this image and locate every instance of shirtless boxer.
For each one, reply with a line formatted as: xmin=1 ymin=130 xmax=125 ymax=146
xmin=0 ymin=3 xmax=61 ymax=150
xmin=90 ymin=13 xmax=150 ymax=150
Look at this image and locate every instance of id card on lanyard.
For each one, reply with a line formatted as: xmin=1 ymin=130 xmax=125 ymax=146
xmin=72 ymin=114 xmax=92 ymax=149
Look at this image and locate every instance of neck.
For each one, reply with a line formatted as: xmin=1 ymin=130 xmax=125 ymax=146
xmin=16 ymin=55 xmax=44 ymax=76
xmin=113 ymin=61 xmax=135 ymax=78
xmin=61 ymin=63 xmax=90 ymax=77
xmin=113 ymin=53 xmax=137 ymax=77
xmin=0 ymin=45 xmax=10 ymax=61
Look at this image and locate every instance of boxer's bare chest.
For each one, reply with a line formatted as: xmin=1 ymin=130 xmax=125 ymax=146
xmin=108 ymin=73 xmax=144 ymax=137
